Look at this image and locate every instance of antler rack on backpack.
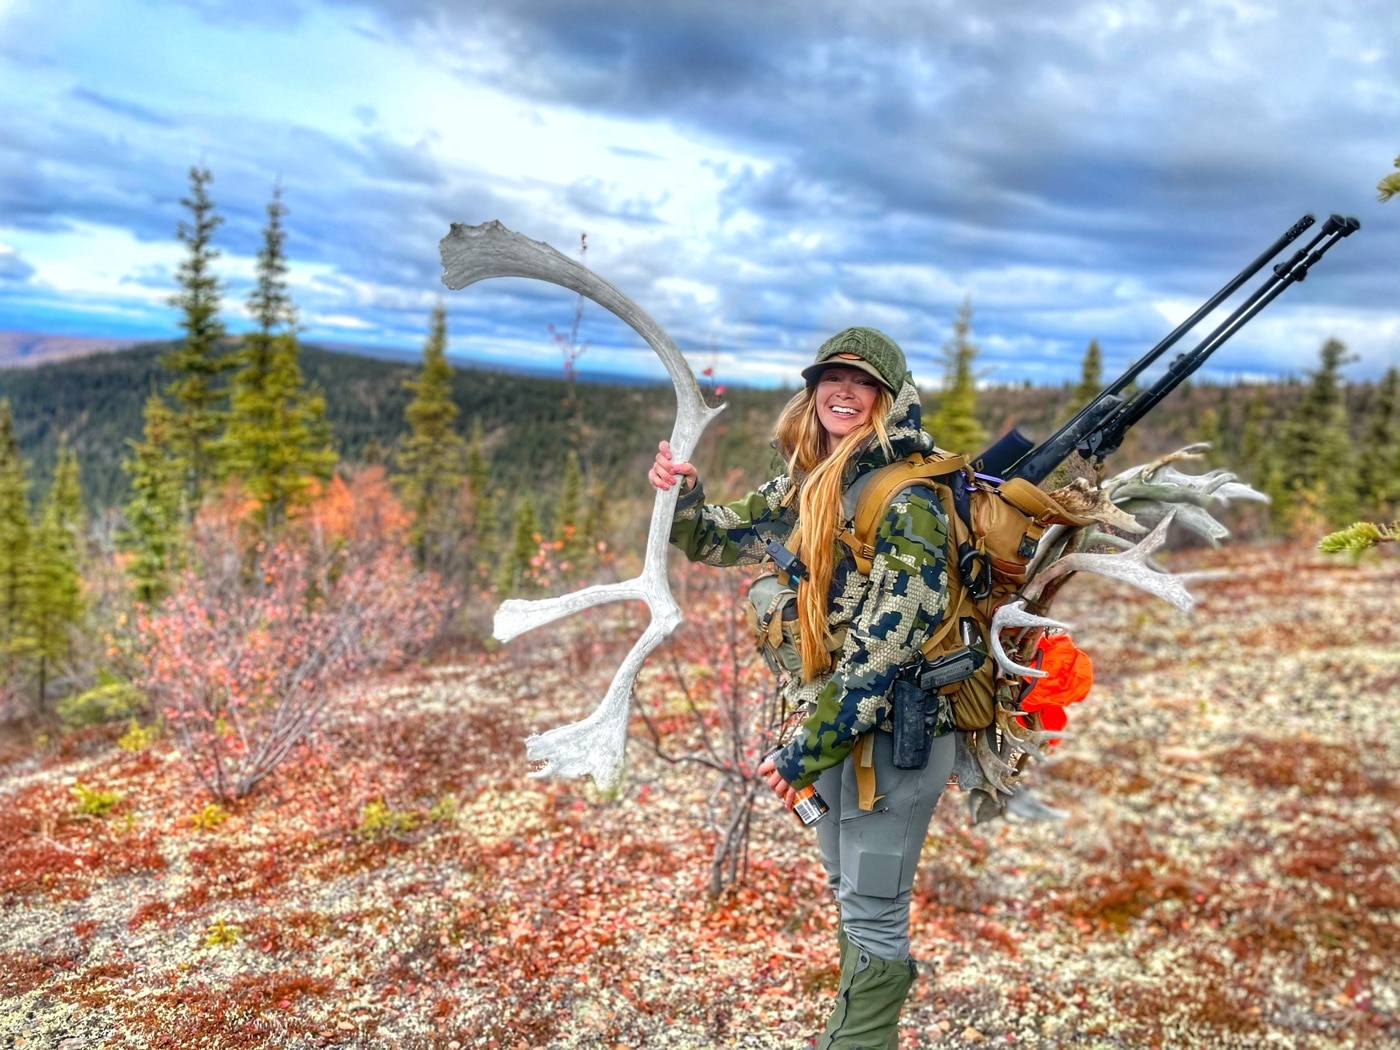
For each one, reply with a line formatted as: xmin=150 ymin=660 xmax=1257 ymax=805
xmin=749 ymin=449 xmax=1091 ymax=732
xmin=835 ymin=451 xmax=1091 ymax=730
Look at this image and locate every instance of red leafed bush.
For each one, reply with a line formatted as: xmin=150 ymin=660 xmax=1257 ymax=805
xmin=135 ymin=468 xmax=450 ymax=800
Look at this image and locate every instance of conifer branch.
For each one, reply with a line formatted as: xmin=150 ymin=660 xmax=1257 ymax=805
xmin=1317 ymin=521 xmax=1399 ymax=560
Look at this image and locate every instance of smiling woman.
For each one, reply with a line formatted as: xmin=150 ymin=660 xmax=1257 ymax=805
xmin=651 ymin=326 xmax=963 ymax=1047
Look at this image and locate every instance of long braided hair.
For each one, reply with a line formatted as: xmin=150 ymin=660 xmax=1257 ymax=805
xmin=773 ymin=384 xmax=894 ymax=680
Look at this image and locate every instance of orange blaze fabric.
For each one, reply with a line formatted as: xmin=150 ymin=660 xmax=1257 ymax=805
xmin=1017 ymin=635 xmax=1093 ymax=740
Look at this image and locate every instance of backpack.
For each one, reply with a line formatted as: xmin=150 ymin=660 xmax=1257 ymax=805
xmin=747 ymin=450 xmax=1092 ymax=731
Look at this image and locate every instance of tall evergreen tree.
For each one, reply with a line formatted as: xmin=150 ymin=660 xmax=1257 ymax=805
xmin=581 ymin=480 xmax=609 ymax=570
xmin=1356 ymin=367 xmax=1399 ymax=517
xmin=465 ymin=418 xmax=498 ymax=579
xmin=29 ymin=445 xmax=84 ymax=707
xmin=0 ymin=401 xmax=33 ymax=682
xmin=1194 ymin=406 xmax=1224 ymax=467
xmin=122 ymin=393 xmax=188 ymax=603
xmin=220 ymin=185 xmax=336 ymax=530
xmin=1062 ymin=339 xmax=1103 ymax=421
xmin=1275 ymin=338 xmax=1357 ymax=527
xmin=554 ymin=450 xmax=588 ymax=577
xmin=497 ymin=496 xmax=538 ymax=595
xmin=1238 ymin=384 xmax=1271 ymax=483
xmin=929 ymin=296 xmax=987 ymax=454
xmin=1213 ymin=384 xmax=1235 ymax=459
xmin=164 ymin=165 xmax=233 ymax=507
xmin=397 ymin=301 xmax=467 ymax=572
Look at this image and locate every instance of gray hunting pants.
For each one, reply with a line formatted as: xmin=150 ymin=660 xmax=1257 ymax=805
xmin=813 ymin=728 xmax=955 ymax=960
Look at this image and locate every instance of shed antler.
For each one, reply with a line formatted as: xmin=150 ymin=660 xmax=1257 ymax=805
xmin=440 ymin=221 xmax=725 ymax=790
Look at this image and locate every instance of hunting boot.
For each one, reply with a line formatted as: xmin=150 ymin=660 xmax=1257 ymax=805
xmin=816 ymin=942 xmax=915 ymax=1050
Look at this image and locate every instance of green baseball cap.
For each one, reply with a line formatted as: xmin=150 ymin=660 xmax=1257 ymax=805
xmin=800 ymin=327 xmax=909 ymax=393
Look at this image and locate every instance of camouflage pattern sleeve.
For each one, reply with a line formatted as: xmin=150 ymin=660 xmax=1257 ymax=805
xmin=773 ymin=484 xmax=952 ymax=789
xmin=668 ymin=474 xmax=797 ymax=567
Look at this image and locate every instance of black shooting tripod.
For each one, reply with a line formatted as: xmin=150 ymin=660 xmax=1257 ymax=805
xmin=974 ymin=213 xmax=1362 ymax=484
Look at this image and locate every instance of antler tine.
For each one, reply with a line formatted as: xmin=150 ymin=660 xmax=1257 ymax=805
xmin=440 ymin=221 xmax=726 ymax=790
xmin=1022 ymin=510 xmax=1196 ymax=612
xmin=990 ymin=600 xmax=1071 ymax=678
xmin=972 ymin=730 xmax=1018 ymax=793
xmin=997 ymin=707 xmax=1063 ymax=757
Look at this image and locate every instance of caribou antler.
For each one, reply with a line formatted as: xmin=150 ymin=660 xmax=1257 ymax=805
xmin=962 ymin=448 xmax=1271 ymax=824
xmin=440 ymin=221 xmax=725 ymax=790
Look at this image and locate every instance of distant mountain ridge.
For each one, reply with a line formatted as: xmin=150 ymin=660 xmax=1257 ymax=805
xmin=0 ymin=331 xmax=149 ymax=367
xmin=0 ymin=329 xmax=664 ymax=387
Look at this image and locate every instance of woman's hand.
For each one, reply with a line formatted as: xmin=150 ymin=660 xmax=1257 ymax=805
xmin=756 ymin=754 xmax=799 ymax=808
xmin=648 ymin=440 xmax=697 ymax=493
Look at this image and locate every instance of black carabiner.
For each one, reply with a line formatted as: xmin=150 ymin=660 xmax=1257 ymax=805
xmin=959 ymin=546 xmax=993 ymax=600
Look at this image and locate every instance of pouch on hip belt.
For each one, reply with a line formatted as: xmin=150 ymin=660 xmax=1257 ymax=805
xmin=890 ymin=678 xmax=933 ymax=770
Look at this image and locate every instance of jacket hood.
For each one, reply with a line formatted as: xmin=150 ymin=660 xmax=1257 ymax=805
xmin=845 ymin=376 xmax=932 ymax=481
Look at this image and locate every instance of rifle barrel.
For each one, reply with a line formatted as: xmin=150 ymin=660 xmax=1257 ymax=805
xmin=1095 ymin=216 xmax=1360 ymax=447
xmin=999 ymin=214 xmax=1317 ymax=482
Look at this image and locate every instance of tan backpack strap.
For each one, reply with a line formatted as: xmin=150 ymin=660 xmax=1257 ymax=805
xmin=855 ymin=732 xmax=879 ymax=811
xmin=844 ymin=453 xmax=969 ymax=574
xmin=917 ymin=599 xmax=966 ymax=661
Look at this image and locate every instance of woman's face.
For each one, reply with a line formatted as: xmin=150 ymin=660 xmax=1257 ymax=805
xmin=814 ymin=365 xmax=882 ymax=443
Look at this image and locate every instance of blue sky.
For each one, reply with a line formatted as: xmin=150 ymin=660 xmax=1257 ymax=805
xmin=1 ymin=0 xmax=1396 ymax=388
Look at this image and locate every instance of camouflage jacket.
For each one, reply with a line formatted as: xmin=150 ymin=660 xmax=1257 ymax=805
xmin=669 ymin=380 xmax=955 ymax=791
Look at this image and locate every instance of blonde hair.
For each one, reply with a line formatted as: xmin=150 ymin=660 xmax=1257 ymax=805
xmin=773 ymin=384 xmax=894 ymax=680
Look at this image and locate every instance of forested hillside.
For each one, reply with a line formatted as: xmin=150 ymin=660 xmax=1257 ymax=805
xmin=3 ymin=338 xmax=1395 ymax=531
xmin=0 ymin=340 xmax=786 ymax=513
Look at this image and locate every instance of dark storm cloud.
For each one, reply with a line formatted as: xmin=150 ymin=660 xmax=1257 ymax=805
xmin=16 ymin=0 xmax=1399 ymax=379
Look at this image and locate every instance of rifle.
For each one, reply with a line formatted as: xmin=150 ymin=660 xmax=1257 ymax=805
xmin=973 ymin=213 xmax=1361 ymax=484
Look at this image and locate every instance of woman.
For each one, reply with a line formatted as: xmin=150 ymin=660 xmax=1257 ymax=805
xmin=649 ymin=326 xmax=956 ymax=1049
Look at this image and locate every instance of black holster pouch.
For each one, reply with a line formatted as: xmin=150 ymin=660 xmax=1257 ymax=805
xmin=890 ymin=678 xmax=933 ymax=770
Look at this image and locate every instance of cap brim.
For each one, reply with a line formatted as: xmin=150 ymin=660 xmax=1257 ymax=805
xmin=801 ymin=357 xmax=895 ymax=391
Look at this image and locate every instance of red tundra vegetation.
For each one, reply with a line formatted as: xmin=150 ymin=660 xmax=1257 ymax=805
xmin=1 ymin=542 xmax=1397 ymax=1048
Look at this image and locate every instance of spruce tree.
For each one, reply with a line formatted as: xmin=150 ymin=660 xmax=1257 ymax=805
xmin=0 ymin=401 xmax=33 ymax=683
xmin=554 ymin=450 xmax=588 ymax=579
xmin=122 ymin=393 xmax=188 ymax=603
xmin=1356 ymin=367 xmax=1399 ymax=517
xmin=29 ymin=446 xmax=84 ymax=707
xmin=397 ymin=301 xmax=467 ymax=573
xmin=1062 ymin=339 xmax=1103 ymax=421
xmin=1238 ymin=384 xmax=1271 ymax=483
xmin=164 ymin=165 xmax=233 ymax=507
xmin=1195 ymin=406 xmax=1224 ymax=467
xmin=465 ymin=418 xmax=497 ymax=580
xmin=1275 ymin=338 xmax=1357 ymax=527
xmin=929 ymin=296 xmax=987 ymax=454
xmin=220 ymin=185 xmax=336 ymax=530
xmin=497 ymin=497 xmax=538 ymax=595
xmin=1213 ymin=384 xmax=1235 ymax=459
xmin=581 ymin=480 xmax=609 ymax=569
